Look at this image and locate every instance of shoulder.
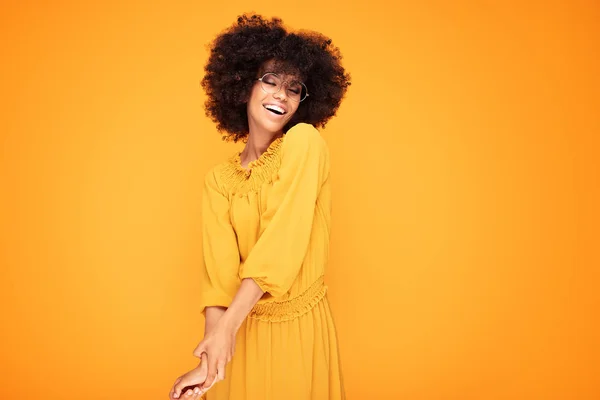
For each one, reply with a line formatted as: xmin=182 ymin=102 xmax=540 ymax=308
xmin=280 ymin=124 xmax=330 ymax=179
xmin=203 ymin=161 xmax=231 ymax=194
xmin=283 ymin=123 xmax=329 ymax=154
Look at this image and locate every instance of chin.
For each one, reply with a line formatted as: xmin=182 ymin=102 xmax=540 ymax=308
xmin=249 ymin=107 xmax=293 ymax=133
xmin=262 ymin=119 xmax=289 ymax=132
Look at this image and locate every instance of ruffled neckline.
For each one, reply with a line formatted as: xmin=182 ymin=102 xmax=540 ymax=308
xmin=230 ymin=135 xmax=284 ymax=174
xmin=219 ymin=135 xmax=285 ymax=196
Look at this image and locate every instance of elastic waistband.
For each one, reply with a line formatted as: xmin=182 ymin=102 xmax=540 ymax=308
xmin=248 ymin=276 xmax=327 ymax=322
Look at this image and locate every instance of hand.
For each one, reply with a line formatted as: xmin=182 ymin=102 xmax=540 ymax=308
xmin=169 ymin=353 xmax=216 ymax=399
xmin=192 ymin=319 xmax=237 ymax=391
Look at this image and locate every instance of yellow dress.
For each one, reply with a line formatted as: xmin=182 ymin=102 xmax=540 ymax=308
xmin=198 ymin=123 xmax=346 ymax=400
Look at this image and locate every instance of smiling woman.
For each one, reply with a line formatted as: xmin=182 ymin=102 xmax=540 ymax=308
xmin=198 ymin=13 xmax=351 ymax=143
xmin=246 ymin=59 xmax=305 ymax=138
xmin=168 ymin=13 xmax=351 ymax=400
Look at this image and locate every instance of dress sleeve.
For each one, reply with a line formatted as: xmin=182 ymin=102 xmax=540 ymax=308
xmin=238 ymin=123 xmax=330 ymax=298
xmin=198 ymin=167 xmax=240 ymax=315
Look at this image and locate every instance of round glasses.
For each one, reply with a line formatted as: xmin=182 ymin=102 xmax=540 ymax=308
xmin=257 ymin=72 xmax=309 ymax=102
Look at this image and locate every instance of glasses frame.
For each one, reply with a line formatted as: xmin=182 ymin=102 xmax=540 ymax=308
xmin=256 ymin=72 xmax=309 ymax=103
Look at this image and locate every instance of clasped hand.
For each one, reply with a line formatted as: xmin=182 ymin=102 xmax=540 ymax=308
xmin=169 ymin=321 xmax=237 ymax=399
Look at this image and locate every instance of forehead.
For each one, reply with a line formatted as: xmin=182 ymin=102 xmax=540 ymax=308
xmin=259 ymin=59 xmax=303 ymax=81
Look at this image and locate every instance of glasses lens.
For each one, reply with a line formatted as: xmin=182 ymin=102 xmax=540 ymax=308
xmin=260 ymin=73 xmax=280 ymax=94
xmin=286 ymin=81 xmax=307 ymax=102
xmin=260 ymin=73 xmax=308 ymax=102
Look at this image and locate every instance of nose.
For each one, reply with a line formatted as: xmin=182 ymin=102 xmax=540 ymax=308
xmin=273 ymin=87 xmax=287 ymax=101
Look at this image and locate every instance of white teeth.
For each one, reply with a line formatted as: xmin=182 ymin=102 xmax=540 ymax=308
xmin=264 ymin=104 xmax=286 ymax=114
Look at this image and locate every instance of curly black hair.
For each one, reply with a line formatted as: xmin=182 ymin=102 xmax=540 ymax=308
xmin=200 ymin=13 xmax=352 ymax=142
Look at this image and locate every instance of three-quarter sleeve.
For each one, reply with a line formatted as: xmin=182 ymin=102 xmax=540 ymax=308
xmin=238 ymin=123 xmax=330 ymax=298
xmin=198 ymin=167 xmax=241 ymax=315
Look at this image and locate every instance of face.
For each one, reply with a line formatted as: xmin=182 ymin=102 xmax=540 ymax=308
xmin=246 ymin=59 xmax=305 ymax=135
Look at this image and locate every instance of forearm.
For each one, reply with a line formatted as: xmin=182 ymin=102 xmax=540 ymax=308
xmin=204 ymin=306 xmax=226 ymax=335
xmin=218 ymin=278 xmax=264 ymax=333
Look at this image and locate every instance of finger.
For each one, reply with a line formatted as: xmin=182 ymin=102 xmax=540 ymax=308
xmin=201 ymin=377 xmax=217 ymax=393
xmin=217 ymin=360 xmax=226 ymax=381
xmin=173 ymin=376 xmax=191 ymax=399
xmin=185 ymin=388 xmax=193 ymax=397
xmin=201 ymin=355 xmax=218 ymax=390
xmin=199 ymin=354 xmax=209 ymax=377
xmin=193 ymin=343 xmax=206 ymax=358
xmin=202 ymin=370 xmax=217 ymax=390
xmin=169 ymin=377 xmax=182 ymax=399
xmin=192 ymin=386 xmax=202 ymax=399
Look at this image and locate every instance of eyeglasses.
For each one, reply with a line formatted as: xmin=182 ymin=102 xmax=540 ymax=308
xmin=256 ymin=72 xmax=309 ymax=102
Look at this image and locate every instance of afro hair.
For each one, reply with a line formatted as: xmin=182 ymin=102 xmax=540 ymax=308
xmin=200 ymin=13 xmax=352 ymax=142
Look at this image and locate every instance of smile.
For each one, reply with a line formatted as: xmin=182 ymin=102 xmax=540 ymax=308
xmin=263 ymin=104 xmax=287 ymax=115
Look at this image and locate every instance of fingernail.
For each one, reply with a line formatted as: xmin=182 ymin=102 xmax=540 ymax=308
xmin=194 ymin=388 xmax=199 ymax=394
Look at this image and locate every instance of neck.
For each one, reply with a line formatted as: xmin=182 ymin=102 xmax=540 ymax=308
xmin=240 ymin=126 xmax=283 ymax=168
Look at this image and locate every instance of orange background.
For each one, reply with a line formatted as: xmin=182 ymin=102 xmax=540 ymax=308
xmin=1 ymin=1 xmax=599 ymax=399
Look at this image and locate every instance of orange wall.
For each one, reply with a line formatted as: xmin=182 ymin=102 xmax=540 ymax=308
xmin=1 ymin=1 xmax=598 ymax=399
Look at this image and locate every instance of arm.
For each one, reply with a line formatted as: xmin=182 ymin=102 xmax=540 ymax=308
xmin=204 ymin=306 xmax=226 ymax=335
xmin=198 ymin=167 xmax=240 ymax=332
xmin=193 ymin=277 xmax=264 ymax=391
xmin=238 ymin=123 xmax=330 ymax=296
xmin=217 ymin=278 xmax=264 ymax=332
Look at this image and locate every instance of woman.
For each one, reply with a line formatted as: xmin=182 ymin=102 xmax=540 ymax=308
xmin=169 ymin=13 xmax=351 ymax=400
